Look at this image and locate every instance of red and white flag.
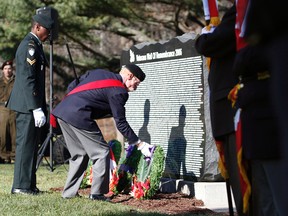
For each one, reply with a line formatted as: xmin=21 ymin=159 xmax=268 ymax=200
xmin=109 ymin=148 xmax=117 ymax=180
xmin=235 ymin=0 xmax=249 ymax=50
xmin=202 ymin=0 xmax=220 ymax=27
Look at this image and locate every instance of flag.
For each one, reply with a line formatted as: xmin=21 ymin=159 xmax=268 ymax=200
xmin=234 ymin=109 xmax=251 ymax=214
xmin=217 ymin=108 xmax=251 ymax=214
xmin=202 ymin=0 xmax=220 ymax=28
xmin=201 ymin=0 xmax=220 ymax=68
xmin=215 ymin=140 xmax=229 ymax=180
xmin=228 ymin=83 xmax=242 ymax=108
xmin=109 ymin=148 xmax=117 ymax=180
xmin=235 ymin=0 xmax=249 ymax=50
xmin=234 ymin=0 xmax=251 ymax=213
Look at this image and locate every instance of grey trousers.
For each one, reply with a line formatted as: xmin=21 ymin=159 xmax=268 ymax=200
xmin=58 ymin=119 xmax=110 ymax=198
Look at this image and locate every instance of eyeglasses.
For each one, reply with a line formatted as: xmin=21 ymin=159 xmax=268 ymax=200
xmin=131 ymin=76 xmax=141 ymax=85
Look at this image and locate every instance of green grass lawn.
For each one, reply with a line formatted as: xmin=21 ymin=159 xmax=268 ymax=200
xmin=0 ymin=163 xmax=169 ymax=216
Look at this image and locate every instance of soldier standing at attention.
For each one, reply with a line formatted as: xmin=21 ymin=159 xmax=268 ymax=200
xmin=0 ymin=60 xmax=16 ymax=164
xmin=7 ymin=13 xmax=53 ymax=195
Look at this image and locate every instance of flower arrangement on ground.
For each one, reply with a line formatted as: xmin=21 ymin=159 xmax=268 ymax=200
xmin=109 ymin=144 xmax=142 ymax=195
xmin=80 ymin=139 xmax=122 ymax=189
xmin=80 ymin=160 xmax=93 ymax=189
xmin=131 ymin=146 xmax=165 ymax=199
xmin=81 ymin=140 xmax=165 ymax=200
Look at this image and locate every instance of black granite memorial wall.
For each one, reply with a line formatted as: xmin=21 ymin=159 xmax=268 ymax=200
xmin=121 ymin=33 xmax=220 ymax=181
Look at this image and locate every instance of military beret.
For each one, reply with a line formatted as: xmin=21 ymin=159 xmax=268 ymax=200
xmin=33 ymin=14 xmax=54 ymax=30
xmin=1 ymin=60 xmax=13 ymax=70
xmin=125 ymin=63 xmax=146 ymax=81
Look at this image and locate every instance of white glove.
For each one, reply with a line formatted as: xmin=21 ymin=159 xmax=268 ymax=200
xmin=201 ymin=25 xmax=216 ymax=34
xmin=137 ymin=142 xmax=155 ymax=158
xmin=129 ymin=139 xmax=141 ymax=146
xmin=32 ymin=108 xmax=46 ymax=127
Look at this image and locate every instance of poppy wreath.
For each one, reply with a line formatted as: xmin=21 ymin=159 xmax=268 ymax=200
xmin=109 ymin=144 xmax=142 ymax=195
xmin=80 ymin=139 xmax=122 ymax=189
xmin=131 ymin=146 xmax=165 ymax=199
xmin=110 ymin=144 xmax=165 ymax=199
xmin=81 ymin=140 xmax=165 ymax=200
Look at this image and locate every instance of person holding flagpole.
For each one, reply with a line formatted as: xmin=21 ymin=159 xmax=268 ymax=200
xmin=235 ymin=0 xmax=288 ymax=215
xmin=196 ymin=1 xmax=248 ymax=215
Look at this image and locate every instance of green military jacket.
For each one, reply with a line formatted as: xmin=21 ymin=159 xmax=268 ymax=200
xmin=7 ymin=33 xmax=47 ymax=113
xmin=0 ymin=75 xmax=15 ymax=107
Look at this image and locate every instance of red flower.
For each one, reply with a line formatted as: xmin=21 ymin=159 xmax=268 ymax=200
xmin=109 ymin=169 xmax=119 ymax=192
xmin=131 ymin=177 xmax=150 ymax=199
xmin=89 ymin=166 xmax=93 ymax=185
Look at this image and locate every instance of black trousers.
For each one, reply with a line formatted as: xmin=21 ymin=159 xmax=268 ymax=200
xmin=269 ymin=33 xmax=288 ymax=216
xmin=13 ymin=112 xmax=38 ymax=189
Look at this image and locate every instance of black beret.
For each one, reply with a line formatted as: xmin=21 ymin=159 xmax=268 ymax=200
xmin=1 ymin=60 xmax=13 ymax=70
xmin=33 ymin=14 xmax=54 ymax=30
xmin=125 ymin=64 xmax=146 ymax=81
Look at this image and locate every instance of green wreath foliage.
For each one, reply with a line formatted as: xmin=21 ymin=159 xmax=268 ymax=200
xmin=113 ymin=145 xmax=142 ymax=194
xmin=109 ymin=139 xmax=122 ymax=164
xmin=133 ymin=146 xmax=165 ymax=199
xmin=80 ymin=141 xmax=165 ymax=200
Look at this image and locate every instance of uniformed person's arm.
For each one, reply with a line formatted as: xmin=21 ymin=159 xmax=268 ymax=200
xmin=195 ymin=5 xmax=236 ymax=58
xmin=22 ymin=40 xmax=42 ymax=110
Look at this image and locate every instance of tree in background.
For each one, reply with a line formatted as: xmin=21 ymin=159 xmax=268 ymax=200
xmin=0 ymin=0 xmax=231 ymax=97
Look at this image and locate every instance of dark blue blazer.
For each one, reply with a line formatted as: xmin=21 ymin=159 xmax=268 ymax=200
xmin=52 ymin=69 xmax=139 ymax=144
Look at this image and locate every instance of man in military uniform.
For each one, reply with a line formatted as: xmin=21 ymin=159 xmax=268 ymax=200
xmin=7 ymin=13 xmax=53 ymax=195
xmin=0 ymin=60 xmax=16 ymax=163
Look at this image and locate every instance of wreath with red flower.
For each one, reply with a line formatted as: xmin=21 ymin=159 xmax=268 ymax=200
xmin=130 ymin=146 xmax=165 ymax=199
xmin=80 ymin=139 xmax=122 ymax=189
xmin=109 ymin=144 xmax=142 ymax=195
xmin=109 ymin=144 xmax=165 ymax=199
xmin=81 ymin=140 xmax=165 ymax=200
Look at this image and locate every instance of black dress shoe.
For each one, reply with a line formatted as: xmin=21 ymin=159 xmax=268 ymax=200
xmin=89 ymin=194 xmax=111 ymax=202
xmin=11 ymin=188 xmax=37 ymax=195
xmin=32 ymin=187 xmax=42 ymax=194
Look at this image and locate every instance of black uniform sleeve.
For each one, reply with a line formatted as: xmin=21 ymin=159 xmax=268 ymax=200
xmin=233 ymin=45 xmax=268 ymax=77
xmin=195 ymin=5 xmax=236 ymax=58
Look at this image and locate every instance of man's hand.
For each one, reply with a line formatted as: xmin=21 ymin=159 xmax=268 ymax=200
xmin=33 ymin=108 xmax=46 ymax=127
xmin=137 ymin=142 xmax=155 ymax=158
xmin=201 ymin=25 xmax=216 ymax=34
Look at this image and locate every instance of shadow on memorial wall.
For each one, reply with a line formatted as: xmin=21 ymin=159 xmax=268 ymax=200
xmin=138 ymin=99 xmax=151 ymax=143
xmin=164 ymin=105 xmax=196 ymax=181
